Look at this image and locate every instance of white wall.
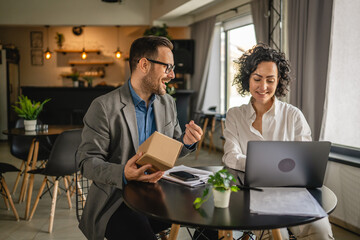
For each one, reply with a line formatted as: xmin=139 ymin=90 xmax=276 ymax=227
xmin=0 ymin=0 xmax=150 ymax=26
xmin=324 ymin=161 xmax=360 ymax=231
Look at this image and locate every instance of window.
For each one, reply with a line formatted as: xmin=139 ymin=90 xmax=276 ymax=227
xmin=219 ymin=15 xmax=257 ymax=112
xmin=320 ymin=0 xmax=360 ymax=150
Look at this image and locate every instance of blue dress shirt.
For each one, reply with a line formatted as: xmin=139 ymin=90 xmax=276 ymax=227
xmin=128 ymin=81 xmax=157 ymax=146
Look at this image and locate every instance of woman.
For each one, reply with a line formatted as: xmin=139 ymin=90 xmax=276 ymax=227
xmin=222 ymin=44 xmax=334 ymax=240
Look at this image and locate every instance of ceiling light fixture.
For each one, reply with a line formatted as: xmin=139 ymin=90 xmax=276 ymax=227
xmin=114 ymin=25 xmax=122 ymax=59
xmin=44 ymin=25 xmax=52 ymax=60
xmin=81 ymin=26 xmax=87 ymax=60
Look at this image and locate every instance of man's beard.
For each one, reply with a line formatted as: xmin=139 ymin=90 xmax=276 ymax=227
xmin=142 ymin=71 xmax=167 ymax=96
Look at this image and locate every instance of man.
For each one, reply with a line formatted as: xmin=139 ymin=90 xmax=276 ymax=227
xmin=76 ymin=36 xmax=203 ymax=240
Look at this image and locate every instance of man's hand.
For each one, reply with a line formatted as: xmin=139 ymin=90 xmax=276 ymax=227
xmin=183 ymin=120 xmax=203 ymax=145
xmin=124 ymin=152 xmax=164 ymax=183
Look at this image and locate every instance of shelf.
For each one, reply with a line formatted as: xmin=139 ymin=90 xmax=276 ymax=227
xmin=55 ymin=49 xmax=101 ymax=54
xmin=68 ymin=60 xmax=114 ymax=66
xmin=61 ymin=73 xmax=105 ymax=78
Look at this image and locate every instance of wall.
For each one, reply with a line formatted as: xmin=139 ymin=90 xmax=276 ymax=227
xmin=0 ymin=0 xmax=150 ymax=26
xmin=0 ymin=26 xmax=190 ymax=87
xmin=324 ymin=161 xmax=360 ymax=233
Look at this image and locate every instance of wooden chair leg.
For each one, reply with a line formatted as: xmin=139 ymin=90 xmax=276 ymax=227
xmin=49 ymin=179 xmax=59 ymax=233
xmin=272 ymin=229 xmax=283 ymax=240
xmin=12 ymin=161 xmax=24 ymax=195
xmin=218 ymin=230 xmax=232 ymax=240
xmin=168 ymin=224 xmax=180 ymax=240
xmin=63 ymin=177 xmax=72 ymax=209
xmin=29 ymin=177 xmax=47 ymax=221
xmin=2 ymin=186 xmax=10 ymax=210
xmin=1 ymin=177 xmax=20 ymax=221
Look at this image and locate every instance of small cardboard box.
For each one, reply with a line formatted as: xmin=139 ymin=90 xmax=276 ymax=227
xmin=136 ymin=131 xmax=183 ymax=172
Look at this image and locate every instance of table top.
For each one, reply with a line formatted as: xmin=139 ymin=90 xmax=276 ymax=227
xmin=123 ymin=167 xmax=337 ymax=231
xmin=2 ymin=125 xmax=82 ymax=137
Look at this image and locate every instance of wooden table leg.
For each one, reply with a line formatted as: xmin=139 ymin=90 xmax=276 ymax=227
xmin=18 ymin=138 xmax=35 ymax=203
xmin=196 ymin=118 xmax=208 ymax=159
xmin=272 ymin=228 xmax=283 ymax=240
xmin=168 ymin=224 xmax=180 ymax=240
xmin=218 ymin=230 xmax=233 ymax=240
xmin=25 ymin=140 xmax=39 ymax=220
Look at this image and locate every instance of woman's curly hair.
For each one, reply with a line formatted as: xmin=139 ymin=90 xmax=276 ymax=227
xmin=233 ymin=44 xmax=292 ymax=97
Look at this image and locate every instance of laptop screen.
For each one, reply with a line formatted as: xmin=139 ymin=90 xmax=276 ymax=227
xmin=244 ymin=141 xmax=331 ymax=188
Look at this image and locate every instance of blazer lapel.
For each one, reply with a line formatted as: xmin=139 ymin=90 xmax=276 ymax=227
xmin=154 ymin=96 xmax=165 ymax=134
xmin=120 ymin=82 xmax=139 ymax=151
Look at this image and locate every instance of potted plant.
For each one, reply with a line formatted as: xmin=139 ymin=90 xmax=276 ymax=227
xmin=193 ymin=169 xmax=239 ymax=209
xmin=83 ymin=76 xmax=94 ymax=88
xmin=12 ymin=95 xmax=51 ymax=131
xmin=55 ymin=32 xmax=65 ymax=49
xmin=69 ymin=72 xmax=80 ymax=87
xmin=143 ymin=24 xmax=171 ymax=39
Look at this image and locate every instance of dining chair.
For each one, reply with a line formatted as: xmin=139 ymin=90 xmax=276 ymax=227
xmin=0 ymin=162 xmax=20 ymax=221
xmin=27 ymin=129 xmax=82 ymax=233
xmin=10 ymin=118 xmax=53 ymax=199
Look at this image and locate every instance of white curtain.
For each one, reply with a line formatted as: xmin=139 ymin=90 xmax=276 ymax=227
xmin=287 ymin=0 xmax=333 ymax=140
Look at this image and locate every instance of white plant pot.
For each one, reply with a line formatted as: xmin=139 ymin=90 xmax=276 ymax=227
xmin=212 ymin=188 xmax=231 ymax=208
xmin=73 ymin=81 xmax=79 ymax=87
xmin=24 ymin=119 xmax=37 ymax=131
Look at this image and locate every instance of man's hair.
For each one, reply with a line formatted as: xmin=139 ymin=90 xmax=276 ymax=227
xmin=129 ymin=36 xmax=173 ymax=73
xmin=233 ymin=44 xmax=292 ymax=97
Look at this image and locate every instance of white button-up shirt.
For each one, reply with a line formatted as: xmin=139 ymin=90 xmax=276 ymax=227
xmin=222 ymin=97 xmax=312 ymax=171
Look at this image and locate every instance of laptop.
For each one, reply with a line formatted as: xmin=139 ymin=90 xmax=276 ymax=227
xmin=244 ymin=141 xmax=331 ymax=188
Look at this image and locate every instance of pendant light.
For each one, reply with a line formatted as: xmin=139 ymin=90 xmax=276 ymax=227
xmin=44 ymin=25 xmax=52 ymax=60
xmin=114 ymin=25 xmax=122 ymax=59
xmin=81 ymin=26 xmax=87 ymax=60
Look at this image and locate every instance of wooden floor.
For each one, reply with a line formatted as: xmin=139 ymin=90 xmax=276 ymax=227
xmin=0 ymin=141 xmax=359 ymax=240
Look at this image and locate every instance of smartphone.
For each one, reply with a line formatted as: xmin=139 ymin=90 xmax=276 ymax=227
xmin=169 ymin=171 xmax=199 ymax=181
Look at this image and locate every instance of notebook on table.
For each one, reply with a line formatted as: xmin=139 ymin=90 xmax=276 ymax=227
xmin=244 ymin=141 xmax=331 ymax=188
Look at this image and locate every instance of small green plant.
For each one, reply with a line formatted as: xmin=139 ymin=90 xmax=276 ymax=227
xmin=12 ymin=95 xmax=51 ymax=120
xmin=55 ymin=32 xmax=65 ymax=49
xmin=69 ymin=72 xmax=80 ymax=82
xmin=83 ymin=76 xmax=94 ymax=87
xmin=193 ymin=169 xmax=239 ymax=209
xmin=165 ymin=82 xmax=176 ymax=96
xmin=144 ymin=24 xmax=171 ymax=39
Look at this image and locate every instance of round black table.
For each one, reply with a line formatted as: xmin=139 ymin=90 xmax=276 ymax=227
xmin=3 ymin=125 xmax=82 ymax=220
xmin=123 ymin=167 xmax=337 ymax=240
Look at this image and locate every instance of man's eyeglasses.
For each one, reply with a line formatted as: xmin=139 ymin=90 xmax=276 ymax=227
xmin=145 ymin=58 xmax=175 ymax=74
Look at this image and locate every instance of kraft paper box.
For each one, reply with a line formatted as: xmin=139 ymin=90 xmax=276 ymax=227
xmin=136 ymin=131 xmax=183 ymax=172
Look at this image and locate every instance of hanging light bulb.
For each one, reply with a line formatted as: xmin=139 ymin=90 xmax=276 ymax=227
xmin=81 ymin=48 xmax=87 ymax=60
xmin=81 ymin=26 xmax=87 ymax=60
xmin=44 ymin=25 xmax=52 ymax=60
xmin=115 ymin=48 xmax=122 ymax=59
xmin=45 ymin=47 xmax=52 ymax=60
xmin=114 ymin=25 xmax=122 ymax=59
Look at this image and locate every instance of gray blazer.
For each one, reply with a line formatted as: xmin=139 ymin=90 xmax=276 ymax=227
xmin=76 ymin=81 xmax=194 ymax=240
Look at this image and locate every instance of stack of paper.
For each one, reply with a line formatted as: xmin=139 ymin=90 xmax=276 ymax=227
xmin=163 ymin=165 xmax=212 ymax=187
xmin=250 ymin=187 xmax=327 ymax=217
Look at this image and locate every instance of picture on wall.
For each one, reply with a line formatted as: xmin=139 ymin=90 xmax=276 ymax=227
xmin=30 ymin=31 xmax=43 ymax=48
xmin=31 ymin=49 xmax=43 ymax=66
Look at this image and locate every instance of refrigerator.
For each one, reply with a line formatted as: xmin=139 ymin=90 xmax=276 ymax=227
xmin=0 ymin=48 xmax=20 ymax=140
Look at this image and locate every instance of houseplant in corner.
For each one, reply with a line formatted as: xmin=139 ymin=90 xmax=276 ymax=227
xmin=193 ymin=169 xmax=239 ymax=209
xmin=12 ymin=95 xmax=51 ymax=131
